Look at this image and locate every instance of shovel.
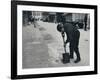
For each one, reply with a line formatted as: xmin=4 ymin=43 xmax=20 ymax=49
xmin=61 ymin=32 xmax=70 ymax=64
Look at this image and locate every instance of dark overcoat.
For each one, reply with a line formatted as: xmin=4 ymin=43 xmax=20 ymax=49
xmin=63 ymin=22 xmax=78 ymax=42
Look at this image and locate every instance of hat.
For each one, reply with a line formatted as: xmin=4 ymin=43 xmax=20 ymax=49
xmin=57 ymin=23 xmax=63 ymax=32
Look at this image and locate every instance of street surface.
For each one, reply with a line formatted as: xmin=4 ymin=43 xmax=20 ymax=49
xmin=22 ymin=21 xmax=90 ymax=69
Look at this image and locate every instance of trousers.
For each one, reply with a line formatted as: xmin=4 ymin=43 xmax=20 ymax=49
xmin=69 ymin=30 xmax=80 ymax=59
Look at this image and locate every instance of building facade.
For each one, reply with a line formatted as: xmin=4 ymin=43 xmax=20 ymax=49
xmin=32 ymin=11 xmax=42 ymax=20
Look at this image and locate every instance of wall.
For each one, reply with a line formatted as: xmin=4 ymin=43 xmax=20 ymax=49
xmin=0 ymin=0 xmax=99 ymax=80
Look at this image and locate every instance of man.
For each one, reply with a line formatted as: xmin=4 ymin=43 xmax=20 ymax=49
xmin=84 ymin=14 xmax=88 ymax=31
xmin=57 ymin=22 xmax=81 ymax=63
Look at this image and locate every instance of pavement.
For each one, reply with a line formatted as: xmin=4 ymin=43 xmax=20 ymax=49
xmin=22 ymin=21 xmax=90 ymax=69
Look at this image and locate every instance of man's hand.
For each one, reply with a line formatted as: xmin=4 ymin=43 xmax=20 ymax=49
xmin=62 ymin=32 xmax=65 ymax=37
xmin=64 ymin=42 xmax=66 ymax=48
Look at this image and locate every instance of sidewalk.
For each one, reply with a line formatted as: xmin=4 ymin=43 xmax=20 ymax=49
xmin=22 ymin=24 xmax=52 ymax=69
xmin=37 ymin=21 xmax=90 ymax=67
xmin=22 ymin=21 xmax=90 ymax=69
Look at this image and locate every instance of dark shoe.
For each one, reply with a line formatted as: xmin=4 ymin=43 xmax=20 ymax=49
xmin=74 ymin=58 xmax=81 ymax=63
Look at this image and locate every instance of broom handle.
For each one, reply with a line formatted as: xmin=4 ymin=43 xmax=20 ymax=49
xmin=61 ymin=32 xmax=67 ymax=53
